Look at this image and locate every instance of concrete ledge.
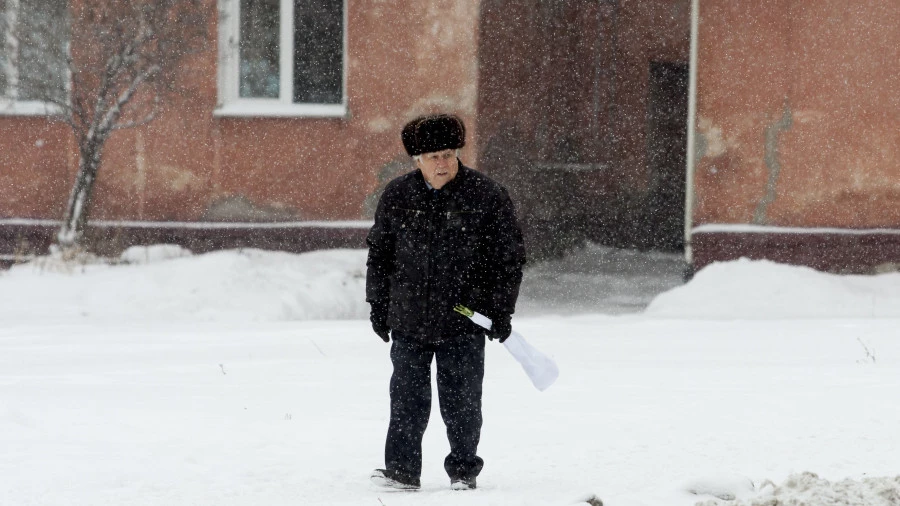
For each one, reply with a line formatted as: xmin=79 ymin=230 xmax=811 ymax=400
xmin=0 ymin=219 xmax=372 ymax=268
xmin=691 ymin=225 xmax=900 ymax=274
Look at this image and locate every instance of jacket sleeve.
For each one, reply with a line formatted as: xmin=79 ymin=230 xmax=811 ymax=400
xmin=486 ymin=187 xmax=526 ymax=318
xmin=365 ymin=188 xmax=395 ymax=311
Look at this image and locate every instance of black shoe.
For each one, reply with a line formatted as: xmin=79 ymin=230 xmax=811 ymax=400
xmin=450 ymin=476 xmax=476 ymax=490
xmin=370 ymin=469 xmax=421 ymax=490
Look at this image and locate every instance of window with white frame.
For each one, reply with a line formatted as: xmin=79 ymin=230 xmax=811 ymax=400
xmin=0 ymin=0 xmax=68 ymax=115
xmin=217 ymin=0 xmax=346 ymax=117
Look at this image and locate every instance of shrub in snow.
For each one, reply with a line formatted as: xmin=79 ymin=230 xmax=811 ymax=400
xmin=23 ymin=244 xmax=110 ymax=273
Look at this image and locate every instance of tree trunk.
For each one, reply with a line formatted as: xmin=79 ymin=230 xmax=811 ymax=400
xmin=57 ymin=140 xmax=103 ymax=249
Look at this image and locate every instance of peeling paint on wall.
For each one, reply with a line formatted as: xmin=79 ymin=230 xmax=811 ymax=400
xmin=134 ymin=131 xmax=147 ymax=218
xmin=367 ymin=117 xmax=392 ymax=133
xmin=200 ymin=195 xmax=302 ymax=222
xmin=696 ymin=117 xmax=726 ymax=157
xmin=157 ymin=164 xmax=202 ymax=193
xmin=791 ymin=109 xmax=826 ymax=124
xmin=407 ymin=95 xmax=461 ymax=116
xmin=363 ymin=155 xmax=416 ymax=218
xmin=753 ymin=100 xmax=793 ymax=225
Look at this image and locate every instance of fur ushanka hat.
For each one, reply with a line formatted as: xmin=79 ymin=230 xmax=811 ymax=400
xmin=401 ymin=114 xmax=466 ymax=157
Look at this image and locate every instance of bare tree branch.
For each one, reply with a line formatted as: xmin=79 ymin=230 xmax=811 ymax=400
xmin=13 ymin=0 xmax=217 ymax=249
xmin=4 ymin=0 xmax=213 ymax=249
xmin=98 ymin=62 xmax=160 ymax=135
xmin=112 ymin=95 xmax=160 ymax=131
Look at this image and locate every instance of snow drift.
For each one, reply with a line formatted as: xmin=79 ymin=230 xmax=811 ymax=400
xmin=646 ymin=258 xmax=900 ymax=319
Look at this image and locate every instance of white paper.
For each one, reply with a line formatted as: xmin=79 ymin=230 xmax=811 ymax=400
xmin=470 ymin=311 xmax=493 ymax=330
xmin=502 ymin=331 xmax=559 ymax=391
xmin=468 ymin=311 xmax=559 ymax=391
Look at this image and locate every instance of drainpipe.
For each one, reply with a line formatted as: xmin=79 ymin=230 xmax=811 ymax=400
xmin=684 ymin=0 xmax=700 ymax=271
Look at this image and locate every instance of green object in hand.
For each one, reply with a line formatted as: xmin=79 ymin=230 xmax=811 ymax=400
xmin=453 ymin=304 xmax=474 ymax=318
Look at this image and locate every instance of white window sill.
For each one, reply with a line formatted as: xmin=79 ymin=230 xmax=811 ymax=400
xmin=0 ymin=100 xmax=63 ymax=117
xmin=213 ymin=101 xmax=348 ymax=119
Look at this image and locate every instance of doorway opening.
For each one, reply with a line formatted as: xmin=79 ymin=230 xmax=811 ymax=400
xmin=644 ymin=61 xmax=689 ymax=252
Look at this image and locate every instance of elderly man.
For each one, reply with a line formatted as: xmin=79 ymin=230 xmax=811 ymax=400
xmin=366 ymin=113 xmax=526 ymax=491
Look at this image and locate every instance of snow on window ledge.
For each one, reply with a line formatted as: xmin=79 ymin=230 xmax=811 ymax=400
xmin=0 ymin=100 xmax=63 ymax=117
xmin=213 ymin=101 xmax=348 ymax=119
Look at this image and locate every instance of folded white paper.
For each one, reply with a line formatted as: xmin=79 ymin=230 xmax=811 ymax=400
xmin=454 ymin=305 xmax=559 ymax=391
xmin=500 ymin=330 xmax=559 ymax=391
xmin=469 ymin=311 xmax=492 ymax=330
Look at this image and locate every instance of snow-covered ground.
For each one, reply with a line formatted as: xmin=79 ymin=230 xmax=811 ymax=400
xmin=1 ymin=244 xmax=898 ymax=506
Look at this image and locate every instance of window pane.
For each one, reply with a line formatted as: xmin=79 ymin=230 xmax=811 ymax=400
xmin=0 ymin=0 xmax=9 ymax=97
xmin=240 ymin=0 xmax=280 ymax=98
xmin=0 ymin=63 xmax=7 ymax=98
xmin=293 ymin=0 xmax=342 ymax=104
xmin=17 ymin=0 xmax=68 ymax=102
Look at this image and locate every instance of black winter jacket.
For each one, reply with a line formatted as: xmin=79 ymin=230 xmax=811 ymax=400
xmin=366 ymin=163 xmax=526 ymax=342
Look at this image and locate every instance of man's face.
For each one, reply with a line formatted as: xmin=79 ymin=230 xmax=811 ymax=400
xmin=416 ymin=149 xmax=458 ymax=190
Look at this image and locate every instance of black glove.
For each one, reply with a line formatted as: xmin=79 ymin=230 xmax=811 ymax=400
xmin=370 ymin=303 xmax=390 ymax=343
xmin=372 ymin=322 xmax=390 ymax=343
xmin=487 ymin=314 xmax=512 ymax=343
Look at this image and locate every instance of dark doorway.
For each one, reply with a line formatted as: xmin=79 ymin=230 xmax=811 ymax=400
xmin=645 ymin=61 xmax=688 ymax=251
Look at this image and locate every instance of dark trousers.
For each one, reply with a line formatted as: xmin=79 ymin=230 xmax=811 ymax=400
xmin=385 ymin=332 xmax=485 ymax=480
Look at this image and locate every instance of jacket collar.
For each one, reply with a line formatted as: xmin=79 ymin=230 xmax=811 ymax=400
xmin=415 ymin=160 xmax=468 ymax=195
